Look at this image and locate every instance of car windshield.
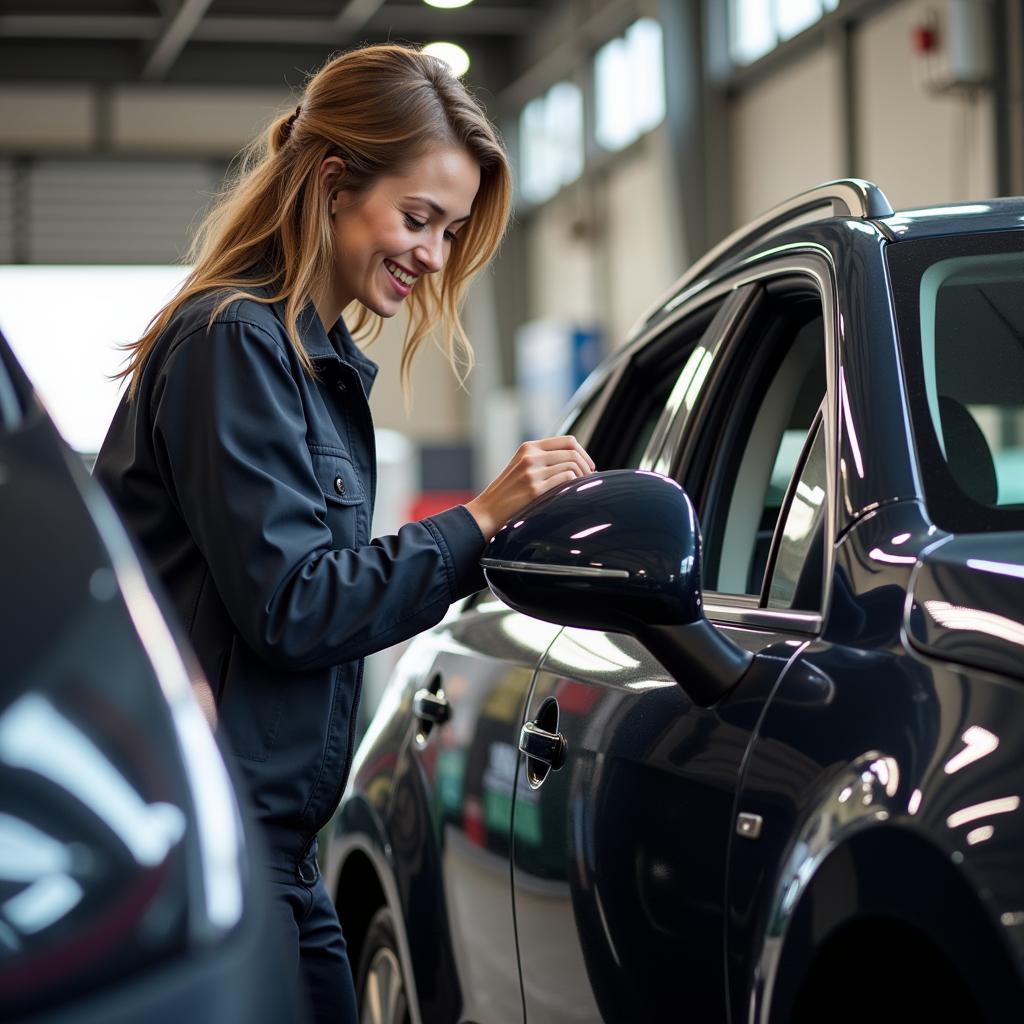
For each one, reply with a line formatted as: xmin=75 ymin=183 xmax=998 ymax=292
xmin=889 ymin=231 xmax=1024 ymax=533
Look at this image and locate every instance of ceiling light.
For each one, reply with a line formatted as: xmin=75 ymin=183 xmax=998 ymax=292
xmin=422 ymin=41 xmax=470 ymax=77
xmin=424 ymin=0 xmax=475 ymax=8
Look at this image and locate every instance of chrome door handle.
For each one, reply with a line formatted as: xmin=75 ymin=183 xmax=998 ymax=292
xmin=413 ymin=687 xmax=450 ymax=726
xmin=519 ymin=720 xmax=566 ymax=770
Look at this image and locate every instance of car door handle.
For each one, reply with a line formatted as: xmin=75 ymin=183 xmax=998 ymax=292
xmin=519 ymin=720 xmax=566 ymax=770
xmin=413 ymin=687 xmax=450 ymax=726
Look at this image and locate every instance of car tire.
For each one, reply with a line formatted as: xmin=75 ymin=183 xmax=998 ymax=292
xmin=356 ymin=906 xmax=411 ymax=1024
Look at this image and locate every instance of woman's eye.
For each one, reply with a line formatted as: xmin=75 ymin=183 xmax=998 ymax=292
xmin=444 ymin=230 xmax=458 ymax=243
xmin=404 ymin=214 xmax=427 ymax=230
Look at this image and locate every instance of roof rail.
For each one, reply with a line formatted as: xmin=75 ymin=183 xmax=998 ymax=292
xmin=635 ymin=178 xmax=894 ymax=331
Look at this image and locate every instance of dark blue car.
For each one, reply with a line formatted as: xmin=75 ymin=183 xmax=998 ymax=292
xmin=325 ymin=180 xmax=1024 ymax=1024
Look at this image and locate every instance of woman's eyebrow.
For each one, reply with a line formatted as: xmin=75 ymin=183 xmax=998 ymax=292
xmin=404 ymin=195 xmax=471 ymax=222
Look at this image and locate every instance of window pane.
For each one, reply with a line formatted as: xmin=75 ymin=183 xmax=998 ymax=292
xmin=520 ymin=82 xmax=583 ymax=204
xmin=702 ymin=313 xmax=825 ymax=595
xmin=595 ymin=36 xmax=634 ymax=151
xmin=768 ymin=419 xmax=827 ymax=609
xmin=730 ymin=0 xmax=775 ymax=65
xmin=629 ymin=18 xmax=666 ymax=135
xmin=922 ymin=252 xmax=1024 ymax=509
xmin=546 ymin=82 xmax=584 ymax=187
xmin=777 ymin=0 xmax=823 ymax=42
xmin=520 ymin=98 xmax=553 ymax=204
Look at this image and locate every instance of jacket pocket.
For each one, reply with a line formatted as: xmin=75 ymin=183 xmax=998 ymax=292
xmin=310 ymin=450 xmax=365 ymax=507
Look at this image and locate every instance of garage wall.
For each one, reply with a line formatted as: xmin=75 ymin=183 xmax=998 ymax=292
xmin=854 ymin=0 xmax=996 ymax=208
xmin=601 ymin=124 xmax=683 ymax=345
xmin=524 ymin=122 xmax=681 ymax=350
xmin=0 ymin=84 xmax=291 ymax=156
xmin=0 ymin=161 xmax=14 ymax=264
xmin=524 ymin=186 xmax=598 ymax=328
xmin=727 ymin=0 xmax=998 ymax=226
xmin=730 ymin=45 xmax=846 ymax=226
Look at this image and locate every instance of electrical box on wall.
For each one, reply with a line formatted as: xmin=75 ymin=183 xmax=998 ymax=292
xmin=911 ymin=0 xmax=993 ymax=93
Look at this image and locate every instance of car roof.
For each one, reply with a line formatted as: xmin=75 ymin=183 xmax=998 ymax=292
xmin=879 ymin=196 xmax=1024 ymax=240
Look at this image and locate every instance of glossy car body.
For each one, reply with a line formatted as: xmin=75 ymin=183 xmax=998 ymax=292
xmin=0 ymin=334 xmax=301 ymax=1022
xmin=325 ymin=181 xmax=1024 ymax=1023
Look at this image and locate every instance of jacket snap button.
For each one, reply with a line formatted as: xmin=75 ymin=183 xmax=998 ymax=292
xmin=334 ymin=475 xmax=345 ymax=496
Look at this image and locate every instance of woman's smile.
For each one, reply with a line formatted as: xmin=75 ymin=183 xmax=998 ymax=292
xmin=383 ymin=258 xmax=418 ymax=296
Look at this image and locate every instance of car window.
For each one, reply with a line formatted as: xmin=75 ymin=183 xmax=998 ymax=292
xmin=586 ymin=299 xmax=724 ymax=470
xmin=693 ymin=291 xmax=827 ymax=599
xmin=889 ymin=232 xmax=1024 ymax=532
xmin=766 ymin=410 xmax=826 ymax=610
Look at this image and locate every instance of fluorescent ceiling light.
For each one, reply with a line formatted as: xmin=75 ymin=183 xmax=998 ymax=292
xmin=424 ymin=0 xmax=475 ymax=8
xmin=423 ymin=41 xmax=470 ymax=77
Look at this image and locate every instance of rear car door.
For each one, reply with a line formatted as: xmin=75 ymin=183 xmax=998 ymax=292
xmin=511 ymin=258 xmax=840 ymax=1022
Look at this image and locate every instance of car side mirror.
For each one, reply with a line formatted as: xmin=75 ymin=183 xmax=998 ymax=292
xmin=481 ymin=469 xmax=752 ymax=706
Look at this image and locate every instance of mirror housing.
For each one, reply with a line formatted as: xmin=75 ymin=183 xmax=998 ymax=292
xmin=481 ymin=470 xmax=751 ymax=706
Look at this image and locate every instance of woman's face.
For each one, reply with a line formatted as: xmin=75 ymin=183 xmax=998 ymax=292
xmin=327 ymin=145 xmax=481 ymax=318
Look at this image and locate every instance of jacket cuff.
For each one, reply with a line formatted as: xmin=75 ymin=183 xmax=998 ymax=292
xmin=423 ymin=505 xmax=487 ymax=599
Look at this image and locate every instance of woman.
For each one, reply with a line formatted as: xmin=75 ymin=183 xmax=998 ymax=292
xmin=95 ymin=44 xmax=594 ymax=1023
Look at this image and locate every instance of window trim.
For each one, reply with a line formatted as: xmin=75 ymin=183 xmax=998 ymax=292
xmin=649 ymin=251 xmax=839 ymax=636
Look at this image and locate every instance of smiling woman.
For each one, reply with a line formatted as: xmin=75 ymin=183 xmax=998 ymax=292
xmin=92 ymin=42 xmax=594 ymax=1024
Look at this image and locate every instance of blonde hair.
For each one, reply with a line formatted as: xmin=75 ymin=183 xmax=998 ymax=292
xmin=119 ymin=44 xmax=512 ymax=398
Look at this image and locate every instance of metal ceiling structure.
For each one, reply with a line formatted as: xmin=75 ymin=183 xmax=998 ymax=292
xmin=0 ymin=0 xmax=553 ymax=95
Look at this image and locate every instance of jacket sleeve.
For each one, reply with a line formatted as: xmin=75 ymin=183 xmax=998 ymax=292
xmin=150 ymin=316 xmax=486 ymax=672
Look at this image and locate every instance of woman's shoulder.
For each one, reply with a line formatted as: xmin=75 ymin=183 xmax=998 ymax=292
xmin=164 ymin=286 xmax=289 ymax=355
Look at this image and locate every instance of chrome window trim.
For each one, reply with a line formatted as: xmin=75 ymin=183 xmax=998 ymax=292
xmin=703 ymin=599 xmax=823 ymax=635
xmin=640 ymin=247 xmax=840 ymax=637
xmin=481 ymin=558 xmax=631 ymax=580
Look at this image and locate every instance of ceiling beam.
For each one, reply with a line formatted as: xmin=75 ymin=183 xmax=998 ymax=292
xmin=0 ymin=15 xmax=162 ymax=40
xmin=335 ymin=0 xmax=387 ymax=38
xmin=0 ymin=7 xmax=534 ymax=46
xmin=143 ymin=0 xmax=214 ymax=79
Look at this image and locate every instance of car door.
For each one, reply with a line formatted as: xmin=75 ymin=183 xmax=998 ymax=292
xmin=511 ymin=257 xmax=839 ymax=1023
xmin=382 ymin=303 xmax=725 ymax=1024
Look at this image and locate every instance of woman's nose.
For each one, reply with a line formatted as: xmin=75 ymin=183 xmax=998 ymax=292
xmin=413 ymin=233 xmax=445 ymax=273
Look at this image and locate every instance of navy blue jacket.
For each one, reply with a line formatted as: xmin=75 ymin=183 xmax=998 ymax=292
xmin=95 ymin=288 xmax=486 ymax=869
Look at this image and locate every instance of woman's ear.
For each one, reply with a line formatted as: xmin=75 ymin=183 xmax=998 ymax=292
xmin=319 ymin=156 xmax=347 ymax=215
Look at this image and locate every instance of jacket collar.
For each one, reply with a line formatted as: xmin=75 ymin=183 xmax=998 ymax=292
xmin=264 ymin=289 xmax=380 ymax=397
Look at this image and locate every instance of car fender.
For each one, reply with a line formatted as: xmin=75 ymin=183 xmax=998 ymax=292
xmin=747 ymin=749 xmax=1020 ymax=1023
xmin=328 ymin=794 xmax=425 ymax=1024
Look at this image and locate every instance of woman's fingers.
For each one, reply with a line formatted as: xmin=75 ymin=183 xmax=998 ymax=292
xmin=465 ymin=436 xmax=597 ymax=539
xmin=526 ymin=435 xmax=596 ymax=471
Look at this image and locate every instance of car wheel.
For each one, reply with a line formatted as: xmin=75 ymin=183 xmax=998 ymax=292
xmin=356 ymin=906 xmax=410 ymax=1024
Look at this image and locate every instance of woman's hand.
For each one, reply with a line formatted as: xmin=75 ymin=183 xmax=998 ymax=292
xmin=465 ymin=435 xmax=596 ymax=541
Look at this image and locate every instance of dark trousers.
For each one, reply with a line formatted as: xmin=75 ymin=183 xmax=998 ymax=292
xmin=267 ymin=850 xmax=359 ymax=1024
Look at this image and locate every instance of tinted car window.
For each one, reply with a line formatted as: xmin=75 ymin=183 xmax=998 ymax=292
xmin=889 ymin=231 xmax=1024 ymax=532
xmin=587 ymin=299 xmax=723 ymax=470
xmin=698 ymin=298 xmax=826 ymax=597
xmin=767 ymin=410 xmax=826 ymax=610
